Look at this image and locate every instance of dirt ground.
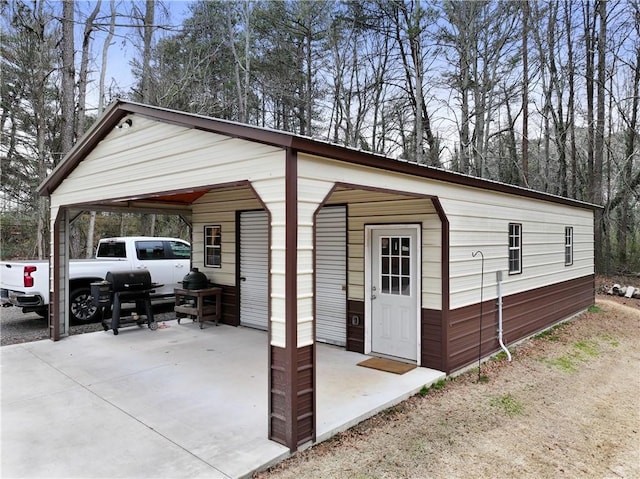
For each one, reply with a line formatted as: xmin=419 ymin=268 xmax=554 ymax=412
xmin=255 ymin=295 xmax=640 ymax=479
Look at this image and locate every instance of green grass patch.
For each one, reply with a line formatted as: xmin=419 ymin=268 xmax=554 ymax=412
xmin=599 ymin=334 xmax=620 ymax=347
xmin=534 ymin=323 xmax=566 ymax=342
xmin=419 ymin=379 xmax=447 ymax=396
xmin=588 ymin=305 xmax=601 ymax=313
xmin=543 ymin=339 xmax=602 ymax=373
xmin=574 ymin=340 xmax=599 ymax=357
xmin=490 ymin=393 xmax=525 ymax=416
xmin=546 ymin=355 xmax=579 ymax=373
xmin=494 ymin=350 xmax=511 ymax=361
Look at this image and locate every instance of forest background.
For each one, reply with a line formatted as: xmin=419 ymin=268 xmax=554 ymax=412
xmin=1 ymin=0 xmax=638 ymax=274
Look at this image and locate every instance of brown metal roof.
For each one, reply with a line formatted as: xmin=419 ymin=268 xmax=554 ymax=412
xmin=39 ymin=100 xmax=600 ymax=211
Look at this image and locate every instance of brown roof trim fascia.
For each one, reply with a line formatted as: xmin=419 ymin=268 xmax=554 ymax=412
xmin=41 ymin=100 xmax=601 ymax=213
xmin=296 ymin=144 xmax=600 ymax=211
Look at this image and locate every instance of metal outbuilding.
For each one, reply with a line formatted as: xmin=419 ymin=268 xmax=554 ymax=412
xmin=39 ymin=101 xmax=597 ymax=451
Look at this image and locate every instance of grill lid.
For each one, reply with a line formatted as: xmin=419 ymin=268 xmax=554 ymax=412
xmin=105 ymin=270 xmax=152 ymax=292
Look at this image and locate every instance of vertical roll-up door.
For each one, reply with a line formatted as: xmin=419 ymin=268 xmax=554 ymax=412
xmin=240 ymin=210 xmax=269 ymax=330
xmin=316 ymin=206 xmax=347 ymax=346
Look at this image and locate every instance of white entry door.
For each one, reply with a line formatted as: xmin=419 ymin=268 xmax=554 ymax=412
xmin=240 ymin=210 xmax=269 ymax=330
xmin=369 ymin=226 xmax=419 ymax=361
xmin=315 ymin=205 xmax=346 ymax=346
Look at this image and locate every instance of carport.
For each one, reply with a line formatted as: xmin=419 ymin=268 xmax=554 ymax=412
xmin=1 ymin=322 xmax=444 ymax=478
xmin=38 ymin=101 xmax=449 ymax=452
xmin=38 ymin=100 xmax=595 ymax=456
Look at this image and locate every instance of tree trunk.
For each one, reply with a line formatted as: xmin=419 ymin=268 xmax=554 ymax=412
xmin=77 ymin=0 xmax=102 ymax=136
xmin=141 ymin=0 xmax=155 ymax=103
xmin=521 ymin=0 xmax=529 ymax=187
xmin=61 ymin=0 xmax=75 ymax=155
xmin=616 ymin=30 xmax=640 ymax=267
xmin=593 ymin=0 xmax=606 ymax=272
xmin=564 ymin=0 xmax=577 ymax=198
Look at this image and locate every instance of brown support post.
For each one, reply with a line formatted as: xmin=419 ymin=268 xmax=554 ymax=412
xmin=269 ymin=148 xmax=316 ymax=452
xmin=50 ymin=209 xmax=63 ymax=341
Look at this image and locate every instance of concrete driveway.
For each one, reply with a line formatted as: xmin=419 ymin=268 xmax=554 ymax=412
xmin=1 ymin=320 xmax=444 ymax=478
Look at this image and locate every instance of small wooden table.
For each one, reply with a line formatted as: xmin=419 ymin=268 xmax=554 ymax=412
xmin=174 ymin=287 xmax=222 ymax=329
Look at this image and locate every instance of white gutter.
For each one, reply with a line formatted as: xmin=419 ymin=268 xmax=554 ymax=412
xmin=496 ymin=271 xmax=512 ymax=361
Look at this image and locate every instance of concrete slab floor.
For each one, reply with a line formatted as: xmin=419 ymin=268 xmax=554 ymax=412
xmin=1 ymin=321 xmax=445 ymax=478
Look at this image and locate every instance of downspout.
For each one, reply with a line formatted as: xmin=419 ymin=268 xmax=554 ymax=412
xmin=496 ymin=271 xmax=512 ymax=361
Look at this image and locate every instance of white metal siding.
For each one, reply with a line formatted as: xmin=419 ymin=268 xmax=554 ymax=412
xmin=315 ymin=206 xmax=347 ymax=345
xmin=443 ymin=192 xmax=595 ymax=308
xmin=50 ymin=115 xmax=285 ymax=210
xmin=298 ymin=154 xmax=594 ymax=311
xmin=239 ymin=210 xmax=269 ymax=330
xmin=326 ymin=188 xmax=441 ymax=309
xmin=191 ymin=186 xmax=263 ymax=286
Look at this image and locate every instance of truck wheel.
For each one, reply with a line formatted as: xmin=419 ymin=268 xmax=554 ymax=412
xmin=70 ymin=287 xmax=99 ymax=323
xmin=35 ymin=308 xmax=49 ymax=319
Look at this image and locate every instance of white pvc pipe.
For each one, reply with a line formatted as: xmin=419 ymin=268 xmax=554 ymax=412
xmin=496 ymin=271 xmax=512 ymax=362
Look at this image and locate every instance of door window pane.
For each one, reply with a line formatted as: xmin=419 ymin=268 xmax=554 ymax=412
xmin=382 ymin=276 xmax=390 ymax=293
xmin=392 ymin=276 xmax=399 ymax=294
xmin=381 ymin=237 xmax=389 ymax=255
xmin=379 ymin=235 xmax=411 ymax=296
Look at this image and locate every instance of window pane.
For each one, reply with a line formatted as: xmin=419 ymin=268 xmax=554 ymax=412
xmin=136 ymin=241 xmax=165 ymax=260
xmin=169 ymin=241 xmax=191 ymax=259
xmin=391 ymin=276 xmax=399 ymax=294
xmin=401 ymin=237 xmax=410 ymax=254
xmin=391 ymin=237 xmax=399 ymax=254
xmin=382 ymin=257 xmax=389 ymax=274
xmin=391 ymin=257 xmax=399 ymax=274
xmin=97 ymin=241 xmax=126 ymax=258
xmin=401 ymin=277 xmax=410 ymax=296
xmin=382 ymin=276 xmax=390 ymax=293
xmin=508 ymin=223 xmax=521 ymax=273
xmin=204 ymin=225 xmax=221 ymax=267
xmin=381 ymin=237 xmax=389 ymax=255
xmin=402 ymin=257 xmax=410 ymax=275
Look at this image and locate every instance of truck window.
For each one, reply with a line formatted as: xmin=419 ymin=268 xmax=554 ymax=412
xmin=136 ymin=241 xmax=166 ymax=260
xmin=168 ymin=240 xmax=191 ymax=259
xmin=97 ymin=241 xmax=126 ymax=258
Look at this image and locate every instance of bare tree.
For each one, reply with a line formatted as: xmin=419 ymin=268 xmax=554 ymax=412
xmin=390 ymin=0 xmax=439 ymax=165
xmin=76 ymin=1 xmax=102 ymax=136
xmin=225 ymin=1 xmax=253 ymax=123
xmin=592 ymin=0 xmax=607 ymax=271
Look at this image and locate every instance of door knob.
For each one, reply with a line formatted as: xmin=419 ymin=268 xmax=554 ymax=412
xmin=240 ymin=277 xmax=247 ymax=282
xmin=371 ymin=294 xmax=377 ymax=300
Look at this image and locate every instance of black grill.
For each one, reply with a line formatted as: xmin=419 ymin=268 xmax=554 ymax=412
xmin=96 ymin=270 xmax=157 ymax=335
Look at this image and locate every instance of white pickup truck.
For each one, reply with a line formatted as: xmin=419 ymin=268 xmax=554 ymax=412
xmin=0 ymin=236 xmax=191 ymax=323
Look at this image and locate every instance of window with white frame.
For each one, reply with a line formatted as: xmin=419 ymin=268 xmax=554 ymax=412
xmin=508 ymin=223 xmax=522 ymax=274
xmin=565 ymin=226 xmax=573 ymax=266
xmin=204 ymin=225 xmax=221 ymax=268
